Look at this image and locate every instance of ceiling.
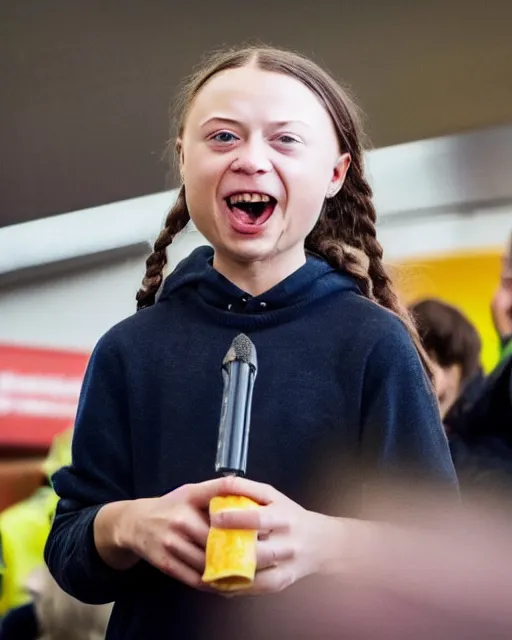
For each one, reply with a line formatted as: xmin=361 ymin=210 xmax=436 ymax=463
xmin=1 ymin=0 xmax=511 ymax=228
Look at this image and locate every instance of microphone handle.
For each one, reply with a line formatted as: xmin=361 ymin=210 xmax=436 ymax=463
xmin=215 ymin=360 xmax=256 ymax=475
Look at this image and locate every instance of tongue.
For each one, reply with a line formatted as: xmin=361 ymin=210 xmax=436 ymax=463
xmin=233 ymin=203 xmax=274 ymax=225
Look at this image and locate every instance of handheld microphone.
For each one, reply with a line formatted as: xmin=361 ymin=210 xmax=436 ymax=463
xmin=202 ymin=333 xmax=259 ymax=592
xmin=215 ymin=333 xmax=258 ymax=477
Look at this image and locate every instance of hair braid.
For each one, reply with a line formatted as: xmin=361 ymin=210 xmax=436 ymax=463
xmin=307 ymin=159 xmax=434 ymax=379
xmin=136 ymin=186 xmax=190 ymax=310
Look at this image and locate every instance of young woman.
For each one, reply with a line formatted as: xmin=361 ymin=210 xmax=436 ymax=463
xmin=45 ymin=46 xmax=457 ymax=639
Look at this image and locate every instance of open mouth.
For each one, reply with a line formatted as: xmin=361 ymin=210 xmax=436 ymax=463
xmin=225 ymin=192 xmax=277 ymax=229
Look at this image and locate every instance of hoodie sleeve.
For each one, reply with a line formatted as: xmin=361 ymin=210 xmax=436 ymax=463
xmin=44 ymin=331 xmax=137 ymax=605
xmin=360 ymin=320 xmax=458 ymax=488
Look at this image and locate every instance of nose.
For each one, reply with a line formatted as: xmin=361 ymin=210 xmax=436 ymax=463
xmin=231 ymin=138 xmax=272 ymax=175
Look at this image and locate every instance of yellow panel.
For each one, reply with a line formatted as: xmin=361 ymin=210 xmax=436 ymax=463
xmin=391 ymin=249 xmax=503 ymax=373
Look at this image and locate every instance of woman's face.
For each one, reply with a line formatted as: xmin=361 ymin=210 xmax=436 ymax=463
xmin=179 ymin=65 xmax=350 ymax=272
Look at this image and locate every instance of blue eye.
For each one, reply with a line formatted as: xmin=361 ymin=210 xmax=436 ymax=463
xmin=212 ymin=131 xmax=238 ymax=143
xmin=278 ymin=135 xmax=299 ymax=144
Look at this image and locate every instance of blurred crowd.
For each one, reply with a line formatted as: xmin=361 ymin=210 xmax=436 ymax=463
xmin=0 ymin=430 xmax=112 ymax=639
xmin=0 ymin=232 xmax=511 ymax=639
xmin=411 ymin=233 xmax=512 ymax=496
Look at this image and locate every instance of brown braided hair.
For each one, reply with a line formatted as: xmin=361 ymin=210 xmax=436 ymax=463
xmin=136 ymin=45 xmax=432 ymax=378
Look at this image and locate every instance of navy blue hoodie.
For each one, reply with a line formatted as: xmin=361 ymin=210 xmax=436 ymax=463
xmin=45 ymin=246 xmax=456 ymax=639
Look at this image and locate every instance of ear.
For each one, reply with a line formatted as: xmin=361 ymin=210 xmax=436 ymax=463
xmin=327 ymin=153 xmax=351 ymax=198
xmin=176 ymin=138 xmax=185 ymax=181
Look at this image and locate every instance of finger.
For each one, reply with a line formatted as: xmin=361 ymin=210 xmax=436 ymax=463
xmin=206 ymin=476 xmax=278 ymax=505
xmin=160 ymin=553 xmax=205 ymax=590
xmin=256 ymin=539 xmax=295 ymax=570
xmin=164 ymin=535 xmax=206 ymax=574
xmin=170 ymin=478 xmax=235 ymax=508
xmin=171 ymin=477 xmax=280 ymax=510
xmin=175 ymin=508 xmax=210 ymax=547
xmin=211 ymin=506 xmax=290 ymax=531
xmin=254 ymin=565 xmax=296 ymax=594
xmin=230 ymin=565 xmax=296 ymax=596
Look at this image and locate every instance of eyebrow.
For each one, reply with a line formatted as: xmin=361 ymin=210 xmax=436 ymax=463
xmin=199 ymin=116 xmax=310 ymax=129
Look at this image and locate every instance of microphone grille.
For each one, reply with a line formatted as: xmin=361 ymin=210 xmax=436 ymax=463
xmin=225 ymin=333 xmax=257 ymax=366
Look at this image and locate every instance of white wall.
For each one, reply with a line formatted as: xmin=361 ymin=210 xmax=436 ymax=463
xmin=0 ymin=204 xmax=510 ymax=352
xmin=0 ymin=225 xmax=211 ymax=351
xmin=0 ymin=256 xmax=143 ymax=351
xmin=378 ymin=204 xmax=512 ymax=263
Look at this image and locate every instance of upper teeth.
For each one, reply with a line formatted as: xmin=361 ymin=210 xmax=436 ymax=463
xmin=228 ymin=193 xmax=271 ymax=205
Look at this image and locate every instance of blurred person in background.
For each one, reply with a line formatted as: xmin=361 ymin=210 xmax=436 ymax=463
xmin=1 ymin=564 xmax=112 ymax=640
xmin=444 ymin=234 xmax=512 ymax=493
xmin=491 ymin=230 xmax=512 ymax=360
xmin=0 ymin=428 xmax=112 ymax=640
xmin=409 ymin=298 xmax=482 ymax=420
xmin=411 ymin=234 xmax=512 ymax=495
xmin=28 ymin=566 xmax=111 ymax=640
xmin=0 ymin=430 xmax=71 ymax=621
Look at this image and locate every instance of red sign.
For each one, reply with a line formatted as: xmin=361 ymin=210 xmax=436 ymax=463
xmin=0 ymin=344 xmax=90 ymax=447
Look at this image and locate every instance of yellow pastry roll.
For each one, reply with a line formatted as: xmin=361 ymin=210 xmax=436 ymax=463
xmin=202 ymin=495 xmax=259 ymax=591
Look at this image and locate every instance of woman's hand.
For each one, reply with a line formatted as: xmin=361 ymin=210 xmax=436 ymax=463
xmin=108 ymin=478 xmax=241 ymax=590
xmin=209 ymin=477 xmax=346 ymax=595
xmin=97 ymin=475 xmax=344 ymax=595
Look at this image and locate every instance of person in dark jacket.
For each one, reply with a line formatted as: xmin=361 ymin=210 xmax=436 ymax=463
xmin=0 ymin=604 xmax=39 ymax=640
xmin=410 ymin=297 xmax=512 ymax=495
xmin=409 ymin=298 xmax=483 ymax=421
xmin=45 ymin=45 xmax=457 ymax=640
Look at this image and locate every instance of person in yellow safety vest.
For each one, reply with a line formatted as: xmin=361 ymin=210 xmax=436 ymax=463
xmin=0 ymin=427 xmax=73 ymax=617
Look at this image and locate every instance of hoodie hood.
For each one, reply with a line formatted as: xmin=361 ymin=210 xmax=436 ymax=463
xmin=158 ymin=246 xmax=361 ymax=319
